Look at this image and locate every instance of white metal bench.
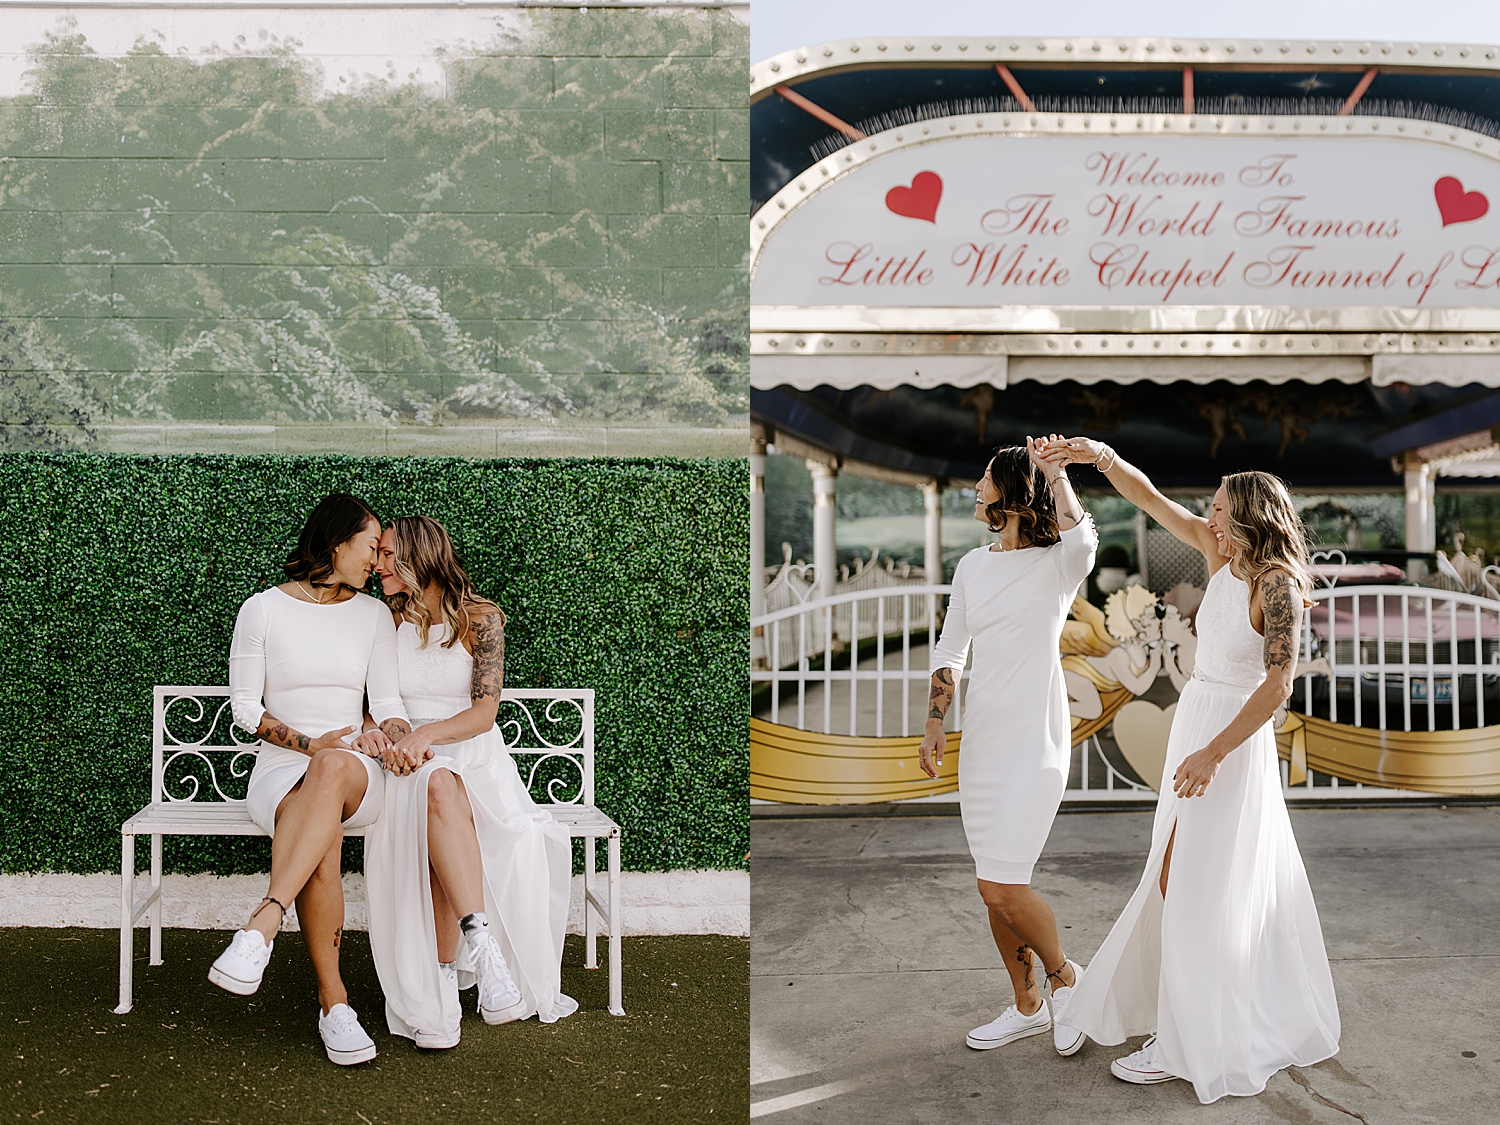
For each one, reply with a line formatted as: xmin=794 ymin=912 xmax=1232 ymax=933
xmin=117 ymin=686 xmax=622 ymax=1016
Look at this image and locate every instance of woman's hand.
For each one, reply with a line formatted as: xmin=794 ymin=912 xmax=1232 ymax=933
xmin=390 ymin=726 xmax=438 ymax=776
xmin=351 ymin=727 xmax=392 ymax=759
xmin=1172 ymin=745 xmax=1223 ymax=798
xmin=1025 ymin=433 xmax=1065 ymax=478
xmin=309 ymin=726 xmax=357 ymax=754
xmin=1043 ymin=436 xmax=1106 ymax=467
xmin=918 ymin=722 xmax=946 ymax=779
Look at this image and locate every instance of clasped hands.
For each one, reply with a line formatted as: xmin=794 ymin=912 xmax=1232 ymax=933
xmin=350 ymin=725 xmax=437 ymax=777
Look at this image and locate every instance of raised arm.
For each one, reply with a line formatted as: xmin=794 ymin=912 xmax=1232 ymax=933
xmin=1044 ymin=437 xmax=1219 ymax=564
xmin=1027 ymin=434 xmax=1083 ymax=532
xmin=1171 ymin=569 xmax=1303 ymax=799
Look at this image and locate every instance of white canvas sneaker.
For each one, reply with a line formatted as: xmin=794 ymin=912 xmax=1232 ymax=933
xmin=207 ymin=929 xmax=273 ymax=996
xmin=318 ymin=1003 xmax=378 ymax=1065
xmin=1047 ymin=959 xmax=1086 ymax=1057
xmin=413 ymin=963 xmax=463 ymax=1049
xmin=1110 ymin=1035 xmax=1179 ymax=1084
xmin=965 ymin=1000 xmax=1051 ymax=1050
xmin=469 ymin=930 xmax=527 ymax=1025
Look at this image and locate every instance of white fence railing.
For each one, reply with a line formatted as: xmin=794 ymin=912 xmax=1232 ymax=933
xmin=751 ymin=583 xmax=1496 ymax=803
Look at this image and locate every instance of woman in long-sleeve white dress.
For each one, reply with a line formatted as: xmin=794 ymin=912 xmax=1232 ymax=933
xmin=1043 ymin=439 xmax=1340 ymax=1104
xmin=918 ymin=438 xmax=1097 ymax=1057
xmin=210 ymin=493 xmax=412 ymax=1067
xmin=357 ymin=516 xmax=576 ymax=1049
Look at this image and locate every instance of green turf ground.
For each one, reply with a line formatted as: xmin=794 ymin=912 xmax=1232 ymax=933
xmin=0 ymin=929 xmax=747 ymax=1124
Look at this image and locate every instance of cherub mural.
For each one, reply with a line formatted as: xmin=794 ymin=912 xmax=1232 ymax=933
xmin=1060 ymin=584 xmax=1202 ymax=788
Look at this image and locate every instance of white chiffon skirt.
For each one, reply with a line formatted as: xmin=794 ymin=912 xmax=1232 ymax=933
xmin=363 ymin=726 xmax=577 ymax=1041
xmin=1060 ymin=677 xmax=1341 ymax=1103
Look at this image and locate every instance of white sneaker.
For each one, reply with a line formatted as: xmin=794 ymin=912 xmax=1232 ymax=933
xmin=318 ymin=1003 xmax=377 ymax=1066
xmin=1047 ymin=958 xmax=1086 ymax=1057
xmin=1110 ymin=1035 xmax=1179 ymax=1084
xmin=469 ymin=930 xmax=527 ymax=1025
xmin=965 ymin=1000 xmax=1051 ymax=1050
xmin=414 ymin=964 xmax=462 ymax=1049
xmin=208 ymin=929 xmax=272 ymax=996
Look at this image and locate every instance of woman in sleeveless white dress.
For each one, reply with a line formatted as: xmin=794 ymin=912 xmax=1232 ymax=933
xmin=359 ymin=517 xmax=575 ymax=1047
xmin=1044 ymin=440 xmax=1340 ymax=1104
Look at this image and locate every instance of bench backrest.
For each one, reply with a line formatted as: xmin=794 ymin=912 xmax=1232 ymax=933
xmin=152 ymin=686 xmax=597 ymax=808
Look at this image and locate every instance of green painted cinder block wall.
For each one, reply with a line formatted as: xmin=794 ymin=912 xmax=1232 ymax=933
xmin=0 ymin=6 xmax=749 ymax=456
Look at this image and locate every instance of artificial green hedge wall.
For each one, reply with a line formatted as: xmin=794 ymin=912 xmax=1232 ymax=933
xmin=0 ymin=453 xmax=747 ymax=875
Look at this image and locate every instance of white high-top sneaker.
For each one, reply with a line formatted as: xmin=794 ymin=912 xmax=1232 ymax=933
xmin=317 ymin=1003 xmax=377 ymax=1066
xmin=1110 ymin=1035 xmax=1179 ymax=1084
xmin=413 ymin=963 xmax=463 ymax=1049
xmin=208 ymin=929 xmax=273 ymax=996
xmin=1047 ymin=958 xmax=1086 ymax=1057
xmin=462 ymin=915 xmax=527 ymax=1025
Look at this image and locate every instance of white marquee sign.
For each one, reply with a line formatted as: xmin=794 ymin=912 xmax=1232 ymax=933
xmin=752 ymin=122 xmax=1500 ymax=313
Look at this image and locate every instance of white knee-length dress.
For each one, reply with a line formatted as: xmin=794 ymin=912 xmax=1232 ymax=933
xmin=228 ymin=588 xmax=408 ymax=835
xmin=931 ymin=516 xmax=1097 ymax=884
xmin=364 ymin=622 xmax=576 ymax=1042
xmin=1058 ymin=565 xmax=1340 ymax=1103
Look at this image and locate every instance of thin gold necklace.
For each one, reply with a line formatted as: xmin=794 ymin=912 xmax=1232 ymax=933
xmin=297 ymin=579 xmax=339 ymax=605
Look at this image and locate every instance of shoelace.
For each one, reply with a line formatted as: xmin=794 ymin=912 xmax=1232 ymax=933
xmin=475 ymin=937 xmax=515 ymax=995
xmin=324 ymin=1006 xmax=360 ymax=1034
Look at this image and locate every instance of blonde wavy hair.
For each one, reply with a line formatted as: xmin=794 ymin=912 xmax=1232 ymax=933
xmin=384 ymin=515 xmax=503 ymax=649
xmin=1221 ymin=472 xmax=1314 ymax=605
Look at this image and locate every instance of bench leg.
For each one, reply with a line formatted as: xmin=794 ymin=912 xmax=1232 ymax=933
xmin=583 ymin=835 xmax=598 ymax=970
xmin=148 ymin=833 xmax=163 ymax=966
xmin=114 ymin=833 xmax=134 ymax=1015
xmin=608 ymin=832 xmax=623 ymax=1017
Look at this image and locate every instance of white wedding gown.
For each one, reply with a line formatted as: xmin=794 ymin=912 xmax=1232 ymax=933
xmin=1060 ymin=565 xmax=1340 ymax=1103
xmin=364 ymin=622 xmax=577 ymax=1041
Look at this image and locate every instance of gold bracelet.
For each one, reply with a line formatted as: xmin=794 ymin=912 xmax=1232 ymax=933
xmin=1094 ymin=445 xmax=1117 ymax=473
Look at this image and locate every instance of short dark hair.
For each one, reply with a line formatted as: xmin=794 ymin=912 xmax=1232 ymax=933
xmin=284 ymin=493 xmax=379 ymax=584
xmin=982 ymin=446 xmax=1061 ymax=548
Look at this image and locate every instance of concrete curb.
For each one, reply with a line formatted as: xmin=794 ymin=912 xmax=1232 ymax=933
xmin=0 ymin=870 xmax=748 ymax=937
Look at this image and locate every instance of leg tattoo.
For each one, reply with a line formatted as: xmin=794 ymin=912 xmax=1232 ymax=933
xmin=1016 ymin=944 xmax=1035 ymax=992
xmin=332 ymin=927 xmax=342 ymax=949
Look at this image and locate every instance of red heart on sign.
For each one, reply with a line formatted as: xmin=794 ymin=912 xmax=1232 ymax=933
xmin=1435 ymin=176 xmax=1489 ymax=226
xmin=885 ymin=171 xmax=943 ymax=223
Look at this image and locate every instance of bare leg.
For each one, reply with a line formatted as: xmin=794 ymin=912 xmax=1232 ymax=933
xmin=431 ymin=865 xmax=461 ymax=964
xmin=1160 ymin=824 xmax=1177 ymax=899
xmin=426 ymin=769 xmax=485 ymax=920
xmin=296 ymin=837 xmax=349 ymax=1015
xmin=985 ymin=906 xmax=1044 ymax=1015
xmin=247 ymin=749 xmax=369 ymax=947
xmin=977 ymin=880 xmax=1076 ymax=1009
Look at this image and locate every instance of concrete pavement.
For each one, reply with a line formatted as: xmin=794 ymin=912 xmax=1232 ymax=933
xmin=751 ymin=806 xmax=1500 ymax=1123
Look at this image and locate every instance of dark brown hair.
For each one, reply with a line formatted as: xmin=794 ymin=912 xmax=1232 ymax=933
xmin=384 ymin=515 xmax=503 ymax=649
xmin=283 ymin=493 xmax=379 ymax=585
xmin=982 ymin=446 xmax=1061 ymax=548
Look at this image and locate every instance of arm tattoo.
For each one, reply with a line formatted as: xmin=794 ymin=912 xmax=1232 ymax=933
xmin=928 ymin=667 xmax=956 ymax=721
xmin=470 ymin=614 xmax=506 ymax=700
xmin=257 ymin=714 xmax=310 ymax=754
xmin=1261 ymin=572 xmax=1300 ymax=674
xmin=380 ymin=717 xmax=411 ymax=741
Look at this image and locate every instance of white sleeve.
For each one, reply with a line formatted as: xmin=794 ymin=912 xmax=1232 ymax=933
xmin=1057 ymin=513 xmax=1099 ymax=593
xmin=930 ymin=557 xmax=973 ymax=674
xmin=366 ymin=605 xmax=409 ymax=727
xmin=228 ymin=594 xmax=269 ymax=734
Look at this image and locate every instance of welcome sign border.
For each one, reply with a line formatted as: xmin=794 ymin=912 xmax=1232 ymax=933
xmin=751 ymin=111 xmax=1500 ymax=339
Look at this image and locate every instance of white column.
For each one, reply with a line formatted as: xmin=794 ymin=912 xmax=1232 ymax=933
xmin=1405 ymin=457 xmax=1436 ymax=580
xmin=922 ymin=479 xmax=943 ymax=584
xmin=749 ymin=440 xmax=766 ymax=622
xmin=809 ymin=461 xmax=838 ymax=600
